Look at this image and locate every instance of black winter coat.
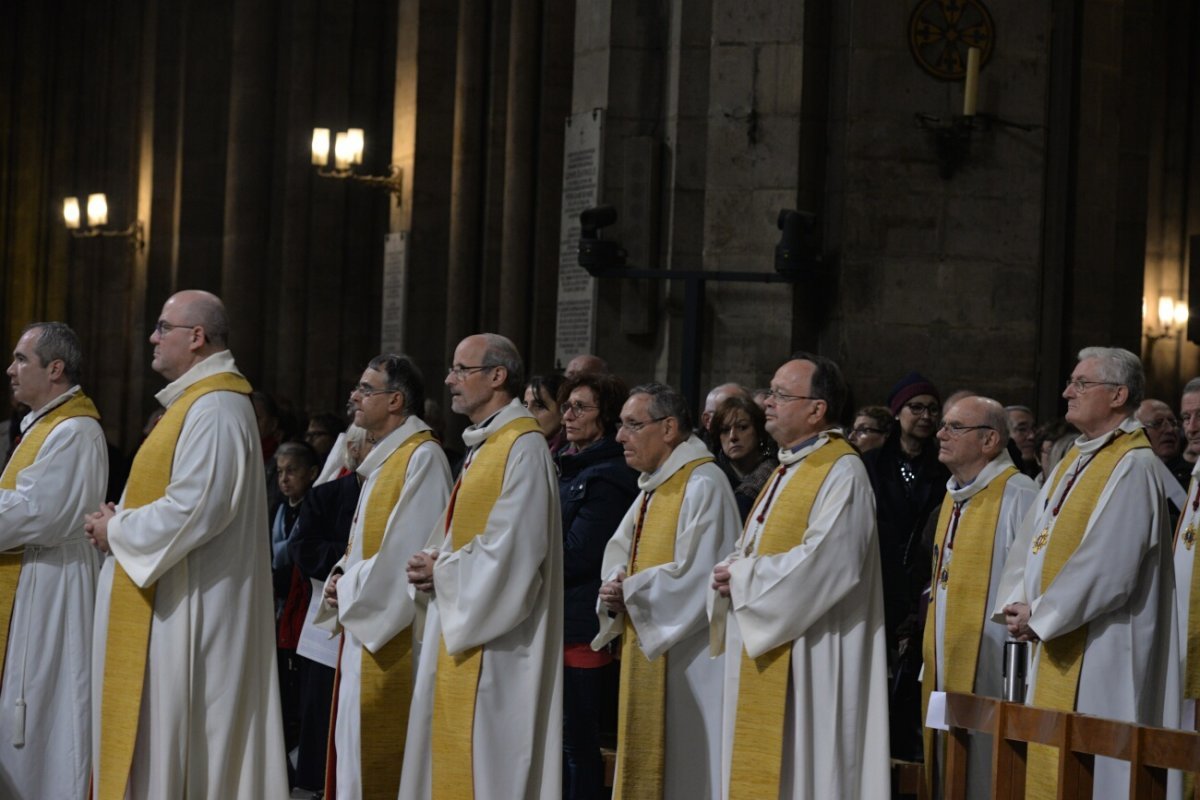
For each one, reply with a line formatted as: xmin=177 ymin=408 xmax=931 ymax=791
xmin=556 ymin=437 xmax=639 ymax=644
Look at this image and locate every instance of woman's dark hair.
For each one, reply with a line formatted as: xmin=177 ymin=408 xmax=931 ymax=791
xmin=558 ymin=371 xmax=629 ymax=438
xmin=526 ymin=373 xmax=565 ymax=411
xmin=712 ymin=395 xmax=771 ymax=456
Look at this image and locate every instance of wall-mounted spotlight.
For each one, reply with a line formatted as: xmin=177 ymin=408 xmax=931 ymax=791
xmin=577 ymin=205 xmax=626 ymax=275
xmin=62 ymin=193 xmax=145 ymax=252
xmin=311 ymin=127 xmax=403 ymax=203
xmin=774 ymin=209 xmax=820 ymax=274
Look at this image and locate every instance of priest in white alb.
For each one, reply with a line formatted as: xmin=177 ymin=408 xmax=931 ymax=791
xmin=319 ymin=354 xmax=451 ymax=799
xmin=401 ymin=333 xmax=562 ymax=800
xmin=85 ymin=290 xmax=287 ymax=799
xmin=0 ymin=322 xmax=107 ymax=799
xmin=996 ymin=346 xmax=1180 ymax=800
xmin=921 ymin=395 xmax=1036 ymax=798
xmin=593 ymin=382 xmax=739 ymax=800
xmin=710 ymin=352 xmax=890 ymax=800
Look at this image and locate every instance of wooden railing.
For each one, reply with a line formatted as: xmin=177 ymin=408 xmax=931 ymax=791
xmin=927 ymin=692 xmax=1200 ymax=799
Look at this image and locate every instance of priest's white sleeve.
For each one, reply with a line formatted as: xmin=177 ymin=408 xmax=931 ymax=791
xmin=727 ymin=456 xmax=878 ymax=658
xmin=0 ymin=419 xmax=107 ymax=548
xmin=336 ymin=442 xmax=450 ymax=653
xmin=432 ymin=436 xmax=556 ymax=655
xmin=107 ymin=394 xmax=256 ymax=588
xmin=621 ymin=467 xmax=738 ymax=661
xmin=1028 ymin=455 xmax=1164 ymax=641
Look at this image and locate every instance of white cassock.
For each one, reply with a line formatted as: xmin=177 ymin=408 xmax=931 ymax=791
xmin=928 ymin=452 xmax=1036 ymax=799
xmin=399 ymin=400 xmax=563 ymax=800
xmin=322 ymin=417 xmax=451 ymax=798
xmin=92 ymin=351 xmax=288 ymax=799
xmin=993 ymin=417 xmax=1181 ymax=800
xmin=710 ymin=431 xmax=891 ymax=800
xmin=591 ymin=435 xmax=738 ymax=799
xmin=0 ymin=388 xmax=106 ymax=799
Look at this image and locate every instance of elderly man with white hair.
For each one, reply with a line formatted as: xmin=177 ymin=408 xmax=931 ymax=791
xmin=995 ymin=346 xmax=1179 ymax=800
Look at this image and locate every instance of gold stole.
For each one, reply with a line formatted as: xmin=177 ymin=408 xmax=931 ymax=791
xmin=728 ymin=438 xmax=855 ymax=800
xmin=355 ymin=430 xmax=433 ymax=799
xmin=613 ymin=456 xmax=713 ymax=800
xmin=430 ymin=416 xmax=540 ymax=800
xmin=1024 ymin=430 xmax=1148 ymax=800
xmin=97 ymin=372 xmax=252 ymax=800
xmin=1178 ymin=478 xmax=1200 ymax=699
xmin=0 ymin=392 xmax=100 ymax=685
xmin=920 ymin=467 xmax=1017 ymax=791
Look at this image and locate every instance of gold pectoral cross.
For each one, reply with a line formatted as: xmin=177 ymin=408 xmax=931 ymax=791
xmin=1032 ymin=526 xmax=1050 ymax=554
xmin=1185 ymin=525 xmax=1196 ymax=550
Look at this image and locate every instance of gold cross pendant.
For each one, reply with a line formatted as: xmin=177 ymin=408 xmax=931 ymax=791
xmin=1032 ymin=527 xmax=1050 ymax=554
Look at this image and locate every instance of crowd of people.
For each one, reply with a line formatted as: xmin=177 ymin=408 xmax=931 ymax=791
xmin=3 ymin=290 xmax=1200 ymax=799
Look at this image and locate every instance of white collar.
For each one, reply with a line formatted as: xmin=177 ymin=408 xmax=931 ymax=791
xmin=20 ymin=385 xmax=82 ymax=434
xmin=637 ymin=435 xmax=712 ymax=492
xmin=357 ymin=415 xmax=434 ymax=479
xmin=946 ymin=450 xmax=1016 ymax=502
xmin=154 ymin=350 xmax=243 ymax=408
xmin=776 ymin=428 xmax=846 ymax=466
xmin=461 ymin=399 xmax=532 ymax=450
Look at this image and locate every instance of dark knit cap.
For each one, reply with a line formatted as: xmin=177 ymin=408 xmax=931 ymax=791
xmin=887 ymin=372 xmax=940 ymax=415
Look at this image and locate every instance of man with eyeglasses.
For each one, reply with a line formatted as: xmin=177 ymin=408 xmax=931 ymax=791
xmin=318 ymin=354 xmax=451 ymax=799
xmin=84 ymin=290 xmax=287 ymax=798
xmin=592 ymin=382 xmax=738 ymax=799
xmin=400 ymin=333 xmax=562 ymax=800
xmin=862 ymin=370 xmax=949 ymax=762
xmin=995 ymin=346 xmax=1180 ymax=799
xmin=710 ymin=352 xmax=890 ymax=800
xmin=1 ymin=322 xmax=107 ymax=799
xmin=1136 ymin=398 xmax=1191 ymax=491
xmin=921 ymin=396 xmax=1037 ymax=797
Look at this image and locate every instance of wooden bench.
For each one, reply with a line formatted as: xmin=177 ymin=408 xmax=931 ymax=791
xmin=935 ymin=692 xmax=1200 ymax=799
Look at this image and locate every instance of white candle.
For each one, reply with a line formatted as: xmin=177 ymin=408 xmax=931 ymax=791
xmin=963 ymin=47 xmax=981 ymax=117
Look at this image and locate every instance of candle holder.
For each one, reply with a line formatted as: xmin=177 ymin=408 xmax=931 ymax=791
xmin=310 ymin=127 xmax=404 ymax=205
xmin=914 ymin=112 xmax=1042 ymax=180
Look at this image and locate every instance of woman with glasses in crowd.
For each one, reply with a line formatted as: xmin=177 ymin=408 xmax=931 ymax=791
xmin=554 ymin=371 xmax=638 ymax=800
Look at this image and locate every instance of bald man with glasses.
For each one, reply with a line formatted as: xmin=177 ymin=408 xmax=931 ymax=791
xmin=921 ymin=396 xmax=1037 ymax=797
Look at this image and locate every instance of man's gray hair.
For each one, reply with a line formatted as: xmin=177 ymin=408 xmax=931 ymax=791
xmin=1184 ymin=377 xmax=1200 ymax=397
xmin=368 ymin=353 xmax=425 ymax=417
xmin=978 ymin=397 xmax=1011 ymax=450
xmin=1078 ymin=346 xmax=1144 ymax=409
xmin=629 ymin=382 xmax=693 ymax=431
xmin=21 ymin=322 xmax=83 ymax=385
xmin=480 ymin=333 xmax=523 ymax=399
xmin=1004 ymin=404 xmax=1032 ymax=416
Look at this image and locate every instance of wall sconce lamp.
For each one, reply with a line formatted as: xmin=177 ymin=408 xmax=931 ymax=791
xmin=1145 ymin=295 xmax=1190 ymax=344
xmin=311 ymin=127 xmax=403 ymax=203
xmin=62 ymin=193 xmax=145 ymax=252
xmin=914 ymin=47 xmax=1041 ymax=179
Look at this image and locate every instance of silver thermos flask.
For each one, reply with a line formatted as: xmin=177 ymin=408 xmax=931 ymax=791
xmin=1003 ymin=640 xmax=1028 ymax=703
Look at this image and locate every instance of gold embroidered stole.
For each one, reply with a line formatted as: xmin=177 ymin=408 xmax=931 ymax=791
xmin=98 ymin=372 xmax=252 ymax=800
xmin=430 ymin=416 xmax=539 ymax=800
xmin=728 ymin=438 xmax=855 ymax=800
xmin=1178 ymin=478 xmax=1200 ymax=699
xmin=355 ymin=430 xmax=433 ymax=799
xmin=1025 ymin=430 xmax=1148 ymax=800
xmin=613 ymin=456 xmax=712 ymax=800
xmin=0 ymin=392 xmax=100 ymax=686
xmin=920 ymin=466 xmax=1016 ymax=791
